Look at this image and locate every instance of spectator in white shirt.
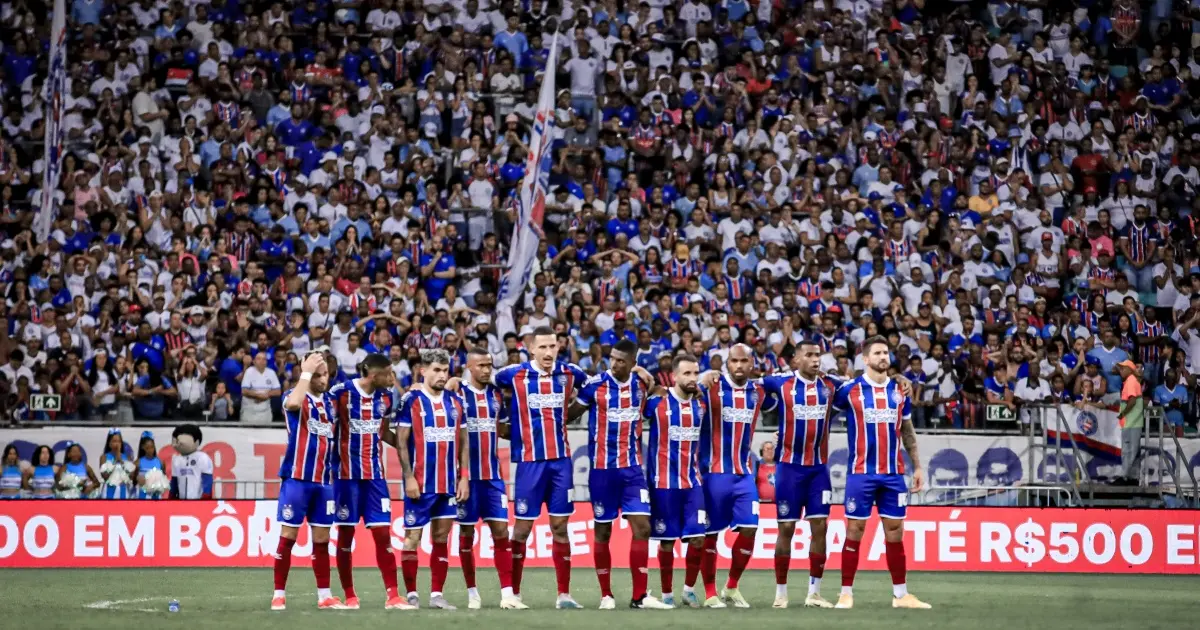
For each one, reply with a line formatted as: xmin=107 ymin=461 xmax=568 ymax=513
xmin=1015 ymin=362 xmax=1052 ymax=426
xmin=239 ymin=352 xmax=281 ymax=423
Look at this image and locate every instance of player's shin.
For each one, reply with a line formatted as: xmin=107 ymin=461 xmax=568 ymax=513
xmin=400 ymin=542 xmax=419 ymax=597
xmin=594 ymin=537 xmax=614 ymax=598
xmin=809 ymin=519 xmax=828 ymax=597
xmin=511 ymin=538 xmax=527 ymax=595
xmin=683 ymin=539 xmax=703 ymax=591
xmin=431 ymin=538 xmax=450 ymax=596
xmin=273 ymin=534 xmax=297 ymax=597
xmin=700 ymin=534 xmax=718 ymax=598
xmin=312 ymin=534 xmax=333 ymax=601
xmin=886 ymin=540 xmax=908 ymax=598
xmin=552 ymin=539 xmax=572 ymax=595
xmin=460 ymin=529 xmax=478 ymax=592
xmin=630 ymin=538 xmax=649 ymax=600
xmin=725 ymin=529 xmax=755 ymax=589
xmin=658 ymin=544 xmax=675 ymax=597
xmin=774 ymin=525 xmax=793 ymax=598
xmin=371 ymin=526 xmax=400 ymax=599
xmin=840 ymin=538 xmax=861 ymax=595
xmin=493 ymin=536 xmax=515 ymax=596
xmin=336 ymin=525 xmax=357 ymax=600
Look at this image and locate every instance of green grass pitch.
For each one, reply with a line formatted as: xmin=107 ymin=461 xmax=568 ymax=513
xmin=4 ymin=568 xmax=1196 ymax=629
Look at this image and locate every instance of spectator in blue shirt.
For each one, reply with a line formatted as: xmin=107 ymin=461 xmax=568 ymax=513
xmin=71 ymin=0 xmax=104 ymax=25
xmin=218 ymin=346 xmax=248 ymax=399
xmin=130 ymin=324 xmax=167 ymax=374
xmin=275 ymin=104 xmax=316 ymax=146
xmin=599 ymin=312 xmax=637 ymax=347
xmin=1153 ymin=368 xmax=1190 ymax=429
xmin=1087 ymin=329 xmax=1129 ymax=394
xmin=494 ymin=15 xmax=529 ymax=62
xmin=606 ymin=204 xmax=639 ymax=241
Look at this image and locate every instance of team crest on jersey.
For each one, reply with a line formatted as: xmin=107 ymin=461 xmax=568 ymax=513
xmin=282 ymin=504 xmax=294 ymax=520
xmin=846 ymin=497 xmax=857 ymax=513
xmin=889 ymin=389 xmax=902 ymax=406
xmin=555 ymin=375 xmax=567 ymax=388
xmin=337 ymin=505 xmax=350 ymax=520
xmin=405 ymin=512 xmax=416 ymax=525
xmin=654 ymin=519 xmax=667 ymax=534
xmin=516 ymin=499 xmax=529 ymax=515
xmin=375 ymin=400 xmax=387 ymax=417
xmin=778 ymin=502 xmax=789 ymax=517
xmin=594 ymin=502 xmax=605 ymax=517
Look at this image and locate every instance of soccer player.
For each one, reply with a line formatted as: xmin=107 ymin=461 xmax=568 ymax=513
xmin=492 ymin=325 xmax=587 ymax=609
xmin=453 ymin=348 xmax=525 ymax=610
xmin=644 ymin=354 xmax=708 ymax=610
xmin=697 ymin=344 xmax=771 ymax=608
xmin=570 ymin=340 xmax=669 ymax=609
xmin=760 ymin=342 xmax=835 ymax=609
xmin=329 ymin=353 xmax=410 ymax=610
xmin=272 ymin=352 xmax=343 ymax=611
xmin=392 ymin=349 xmax=470 ymax=610
xmin=831 ymin=336 xmax=931 ymax=610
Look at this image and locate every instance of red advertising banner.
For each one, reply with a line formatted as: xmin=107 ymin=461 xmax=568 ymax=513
xmin=2 ymin=501 xmax=1199 ymax=573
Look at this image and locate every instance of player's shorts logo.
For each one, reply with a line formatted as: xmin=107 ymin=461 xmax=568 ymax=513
xmin=1076 ymin=411 xmax=1099 ymax=436
xmin=337 ymin=505 xmax=350 ymax=520
xmin=778 ymin=501 xmax=790 ymax=517
xmin=516 ymin=499 xmax=529 ymax=515
xmin=457 ymin=504 xmax=467 ymax=519
xmin=594 ymin=502 xmax=605 ymax=517
xmin=846 ymin=497 xmax=857 ymax=513
xmin=654 ymin=519 xmax=667 ymax=534
xmin=405 ymin=511 xmax=416 ymax=525
xmin=281 ymin=504 xmax=294 ymax=521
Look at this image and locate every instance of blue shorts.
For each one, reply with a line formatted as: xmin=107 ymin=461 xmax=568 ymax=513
xmin=333 ymin=478 xmax=392 ymax=527
xmin=844 ymin=473 xmax=908 ymax=520
xmin=649 ymin=487 xmax=707 ymax=540
xmin=513 ymin=458 xmax=574 ymax=520
xmin=404 ymin=492 xmax=458 ymax=528
xmin=774 ymin=463 xmax=832 ymax=521
xmin=589 ymin=466 xmax=651 ymax=523
xmin=702 ymin=472 xmax=759 ymax=533
xmin=456 ymin=479 xmax=509 ymax=524
xmin=278 ymin=478 xmax=335 ymax=527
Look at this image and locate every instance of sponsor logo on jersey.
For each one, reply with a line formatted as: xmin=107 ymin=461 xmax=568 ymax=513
xmin=668 ymin=425 xmax=702 ymax=442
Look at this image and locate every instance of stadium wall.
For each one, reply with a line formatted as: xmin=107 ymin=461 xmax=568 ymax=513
xmin=1 ymin=501 xmax=1199 ymax=573
xmin=5 ymin=426 xmax=1198 ymax=498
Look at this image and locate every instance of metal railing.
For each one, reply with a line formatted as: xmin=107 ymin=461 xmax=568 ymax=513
xmin=1150 ymin=407 xmax=1199 ymax=506
xmin=907 ymin=485 xmax=1076 ymax=507
xmin=1028 ymin=404 xmax=1090 ymax=505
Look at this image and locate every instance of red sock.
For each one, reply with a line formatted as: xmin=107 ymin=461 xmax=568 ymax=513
xmin=700 ymin=534 xmax=718 ymax=598
xmin=841 ymin=540 xmax=861 ymax=588
xmin=312 ymin=540 xmax=331 ymax=589
xmin=630 ymin=539 xmax=649 ymax=600
xmin=273 ymin=537 xmax=295 ymax=590
xmin=371 ymin=527 xmax=398 ymax=598
xmin=552 ymin=540 xmax=572 ymax=595
xmin=594 ymin=541 xmax=613 ymax=597
xmin=774 ymin=553 xmax=789 ymax=585
xmin=658 ymin=547 xmax=675 ymax=594
xmin=494 ymin=537 xmax=514 ymax=589
xmin=459 ymin=533 xmax=477 ymax=589
xmin=684 ymin=542 xmax=703 ymax=590
xmin=431 ymin=542 xmax=450 ymax=594
xmin=725 ymin=532 xmax=754 ymax=589
xmin=336 ymin=526 xmax=356 ymax=599
xmin=401 ymin=549 xmax=419 ymax=594
xmin=885 ymin=541 xmax=907 ymax=587
xmin=511 ymin=539 xmax=526 ymax=595
xmin=810 ymin=551 xmax=826 ymax=580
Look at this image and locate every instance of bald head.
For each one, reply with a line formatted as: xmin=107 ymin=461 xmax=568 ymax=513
xmin=727 ymin=343 xmax=753 ymax=384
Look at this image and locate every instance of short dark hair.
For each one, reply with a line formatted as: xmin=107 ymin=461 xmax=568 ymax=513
xmin=862 ymin=335 xmax=890 ymax=354
xmin=467 ymin=347 xmax=491 ymax=359
xmin=672 ymin=353 xmax=699 ymax=371
xmin=613 ymin=339 xmax=637 ymax=355
xmin=532 ymin=325 xmax=556 ymax=339
xmin=360 ymin=353 xmax=391 ymax=374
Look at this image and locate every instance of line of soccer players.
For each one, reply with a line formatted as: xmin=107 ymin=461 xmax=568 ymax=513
xmin=270 ymin=327 xmax=931 ymax=611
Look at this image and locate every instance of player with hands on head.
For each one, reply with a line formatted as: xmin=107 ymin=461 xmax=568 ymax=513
xmin=391 ymin=349 xmax=469 ymax=610
xmin=272 ymin=351 xmax=343 ymax=611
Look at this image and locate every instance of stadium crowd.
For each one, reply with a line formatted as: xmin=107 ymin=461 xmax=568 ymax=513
xmin=0 ymin=0 xmax=1198 ymax=433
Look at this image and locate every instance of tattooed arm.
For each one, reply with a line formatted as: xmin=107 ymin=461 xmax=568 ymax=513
xmin=901 ymin=418 xmax=924 ymax=492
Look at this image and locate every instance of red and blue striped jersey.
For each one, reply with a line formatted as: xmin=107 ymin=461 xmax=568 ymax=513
xmin=761 ymin=374 xmax=833 ymax=466
xmin=644 ymin=391 xmax=706 ymax=489
xmin=576 ymin=371 xmax=646 ymax=469
xmin=701 ymin=376 xmax=773 ymax=475
xmin=396 ymin=388 xmax=463 ymax=495
xmin=1120 ymin=221 xmax=1158 ymax=264
xmin=457 ymin=383 xmax=506 ymax=481
xmin=1136 ymin=319 xmax=1165 ymax=364
xmin=278 ymin=391 xmax=335 ymax=484
xmin=832 ymin=376 xmax=911 ymax=476
xmin=329 ymin=380 xmax=394 ymax=480
xmin=494 ymin=361 xmax=587 ymax=462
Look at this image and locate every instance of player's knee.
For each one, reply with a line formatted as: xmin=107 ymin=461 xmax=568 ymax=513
xmin=460 ymin=529 xmax=475 ymax=544
xmin=809 ymin=519 xmax=828 ymax=540
xmin=776 ymin=523 xmax=795 ymax=544
xmin=659 ymin=541 xmax=675 ymax=554
xmin=628 ymin=519 xmax=651 ymax=541
xmin=311 ymin=528 xmax=330 ymax=545
xmin=594 ymin=524 xmax=612 ymax=544
xmin=846 ymin=519 xmax=867 ymax=540
xmin=280 ymin=526 xmax=299 ymax=541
